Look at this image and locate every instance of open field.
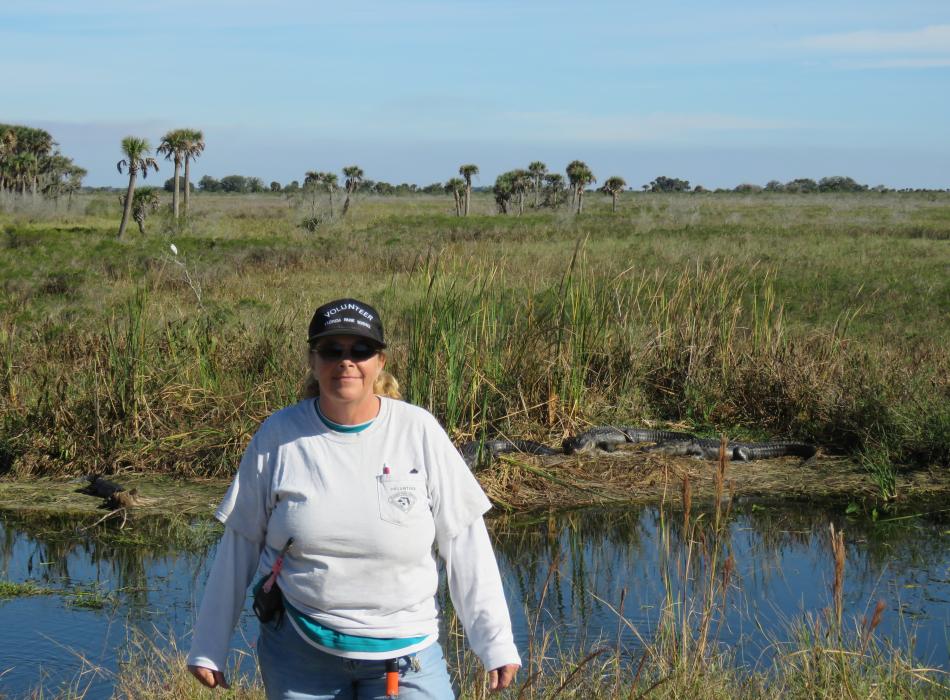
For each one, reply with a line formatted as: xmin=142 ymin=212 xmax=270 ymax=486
xmin=1 ymin=191 xmax=948 ymax=500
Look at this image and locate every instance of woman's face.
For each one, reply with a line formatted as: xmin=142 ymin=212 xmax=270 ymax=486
xmin=309 ymin=334 xmax=386 ymax=406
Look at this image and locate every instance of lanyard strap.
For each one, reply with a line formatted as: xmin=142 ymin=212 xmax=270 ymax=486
xmin=262 ymin=537 xmax=294 ymax=593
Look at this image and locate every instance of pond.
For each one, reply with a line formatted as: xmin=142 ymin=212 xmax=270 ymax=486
xmin=0 ymin=501 xmax=947 ymax=697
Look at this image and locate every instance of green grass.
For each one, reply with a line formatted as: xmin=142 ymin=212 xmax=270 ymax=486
xmin=0 ymin=580 xmax=53 ymax=599
xmin=0 ymin=191 xmax=947 ymax=500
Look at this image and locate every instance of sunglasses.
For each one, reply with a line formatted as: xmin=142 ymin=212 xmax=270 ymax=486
xmin=313 ymin=341 xmax=380 ymax=362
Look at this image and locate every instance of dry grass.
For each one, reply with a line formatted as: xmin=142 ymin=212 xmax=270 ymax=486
xmin=1 ymin=192 xmax=947 ymax=502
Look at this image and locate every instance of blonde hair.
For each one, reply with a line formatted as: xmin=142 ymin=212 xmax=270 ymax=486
xmin=300 ymin=351 xmax=402 ymax=400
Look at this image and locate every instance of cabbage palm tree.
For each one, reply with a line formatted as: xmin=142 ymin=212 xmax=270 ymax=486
xmin=341 ymin=165 xmax=364 ymax=217
xmin=121 ymin=187 xmax=161 ymax=234
xmin=510 ymin=169 xmax=532 ymax=215
xmin=181 ymin=129 xmax=204 ymax=216
xmin=64 ymin=164 xmax=87 ymax=208
xmin=116 ymin=136 xmax=159 ymax=239
xmin=444 ymin=177 xmax=465 ymax=216
xmin=543 ymin=173 xmax=565 ymax=208
xmin=576 ymin=166 xmax=596 ymax=213
xmin=21 ymin=153 xmax=38 ymax=197
xmin=566 ymin=160 xmax=585 ymax=212
xmin=20 ymin=128 xmax=53 ymax=196
xmin=566 ymin=160 xmax=596 ymax=213
xmin=459 ymin=164 xmax=479 ymax=216
xmin=304 ymin=170 xmax=323 ymax=216
xmin=8 ymin=154 xmax=31 ymax=195
xmin=156 ymin=129 xmax=189 ymax=219
xmin=320 ymin=172 xmax=339 ymax=217
xmin=528 ymin=161 xmax=547 ymax=207
xmin=492 ymin=171 xmax=516 ymax=214
xmin=38 ymin=152 xmax=72 ymax=202
xmin=600 ymin=176 xmax=627 ymax=212
xmin=0 ymin=129 xmax=16 ymax=192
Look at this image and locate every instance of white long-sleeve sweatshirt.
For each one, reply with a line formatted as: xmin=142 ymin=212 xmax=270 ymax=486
xmin=187 ymin=517 xmax=518 ymax=672
xmin=186 ymin=397 xmax=520 ymax=673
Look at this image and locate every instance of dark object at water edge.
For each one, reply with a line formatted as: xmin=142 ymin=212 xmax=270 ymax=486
xmin=79 ymin=475 xmax=144 ymax=509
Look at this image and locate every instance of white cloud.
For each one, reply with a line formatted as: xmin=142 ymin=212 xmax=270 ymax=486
xmin=500 ymin=112 xmax=806 ymax=143
xmin=836 ymin=57 xmax=950 ymax=69
xmin=797 ymin=24 xmax=950 ymax=53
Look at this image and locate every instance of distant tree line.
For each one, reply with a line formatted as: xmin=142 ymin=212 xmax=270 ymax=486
xmin=644 ymin=175 xmax=905 ymax=194
xmin=743 ymin=176 xmax=873 ymax=193
xmin=193 ymin=174 xmax=463 ymax=198
xmin=0 ymin=124 xmax=86 ymax=203
xmin=192 ymin=174 xmax=267 ymax=193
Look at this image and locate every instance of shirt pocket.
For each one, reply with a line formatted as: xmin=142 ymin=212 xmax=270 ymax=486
xmin=377 ymin=475 xmax=429 ymax=526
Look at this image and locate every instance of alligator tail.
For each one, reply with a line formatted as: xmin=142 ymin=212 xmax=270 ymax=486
xmin=733 ymin=442 xmax=817 ymax=462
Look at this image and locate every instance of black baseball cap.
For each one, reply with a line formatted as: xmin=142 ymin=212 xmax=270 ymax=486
xmin=307 ymin=298 xmax=386 ymax=348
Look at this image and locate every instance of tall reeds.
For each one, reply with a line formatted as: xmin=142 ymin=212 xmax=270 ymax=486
xmin=0 ymin=236 xmax=945 ymax=487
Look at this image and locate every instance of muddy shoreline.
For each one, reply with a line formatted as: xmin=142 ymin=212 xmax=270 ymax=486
xmin=1 ymin=451 xmax=948 ymax=522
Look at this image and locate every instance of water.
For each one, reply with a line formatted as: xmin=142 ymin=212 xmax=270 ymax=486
xmin=0 ymin=502 xmax=947 ymax=697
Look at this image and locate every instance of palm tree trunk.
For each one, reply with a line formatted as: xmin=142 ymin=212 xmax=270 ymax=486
xmin=578 ymin=188 xmax=584 ymax=214
xmin=464 ymin=184 xmax=471 ymax=216
xmin=172 ymin=157 xmax=181 ymax=219
xmin=118 ymin=170 xmax=137 ymax=239
xmin=453 ymin=191 xmax=461 ymax=216
xmin=612 ymin=192 xmax=617 ymax=212
xmin=571 ymin=186 xmax=577 ymax=212
xmin=534 ymin=180 xmax=540 ymax=208
xmin=328 ymin=189 xmax=334 ymax=217
xmin=183 ymin=156 xmax=191 ymax=216
xmin=342 ymin=191 xmax=351 ymax=217
xmin=518 ymin=192 xmax=524 ymax=215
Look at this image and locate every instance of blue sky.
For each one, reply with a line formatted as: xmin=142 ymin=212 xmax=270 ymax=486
xmin=3 ymin=1 xmax=949 ymax=188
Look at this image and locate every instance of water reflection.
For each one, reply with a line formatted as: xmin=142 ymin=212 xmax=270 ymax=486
xmin=490 ymin=502 xmax=950 ymax=669
xmin=0 ymin=501 xmax=947 ymax=697
xmin=0 ymin=512 xmax=227 ymax=697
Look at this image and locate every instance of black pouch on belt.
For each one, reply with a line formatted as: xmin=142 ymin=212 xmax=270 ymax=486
xmin=252 ymin=576 xmax=285 ymax=625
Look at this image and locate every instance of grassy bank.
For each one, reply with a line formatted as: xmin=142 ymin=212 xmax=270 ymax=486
xmin=1 ymin=192 xmax=947 ymax=498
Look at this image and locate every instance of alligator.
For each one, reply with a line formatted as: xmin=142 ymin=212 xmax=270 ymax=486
xmin=458 ymin=439 xmax=561 ymax=468
xmin=562 ymin=426 xmax=696 ymax=455
xmin=645 ymin=439 xmax=817 ymax=463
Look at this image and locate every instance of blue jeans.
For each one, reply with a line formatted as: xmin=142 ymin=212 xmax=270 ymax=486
xmin=257 ymin=618 xmax=455 ymax=700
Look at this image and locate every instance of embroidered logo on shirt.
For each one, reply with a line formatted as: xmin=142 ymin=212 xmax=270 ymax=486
xmin=389 ymin=493 xmax=417 ymax=512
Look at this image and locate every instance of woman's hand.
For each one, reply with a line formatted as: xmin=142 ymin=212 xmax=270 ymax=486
xmin=488 ymin=663 xmax=519 ymax=692
xmin=188 ymin=664 xmax=231 ymax=689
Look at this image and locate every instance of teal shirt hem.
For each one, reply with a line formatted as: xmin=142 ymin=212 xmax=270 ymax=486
xmin=284 ymin=598 xmax=428 ymax=653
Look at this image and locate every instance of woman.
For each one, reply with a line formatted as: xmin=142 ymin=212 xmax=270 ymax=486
xmin=186 ymin=298 xmax=521 ymax=698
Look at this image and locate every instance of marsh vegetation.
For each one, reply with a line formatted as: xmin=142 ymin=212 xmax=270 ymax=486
xmin=1 ymin=190 xmax=947 ymax=503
